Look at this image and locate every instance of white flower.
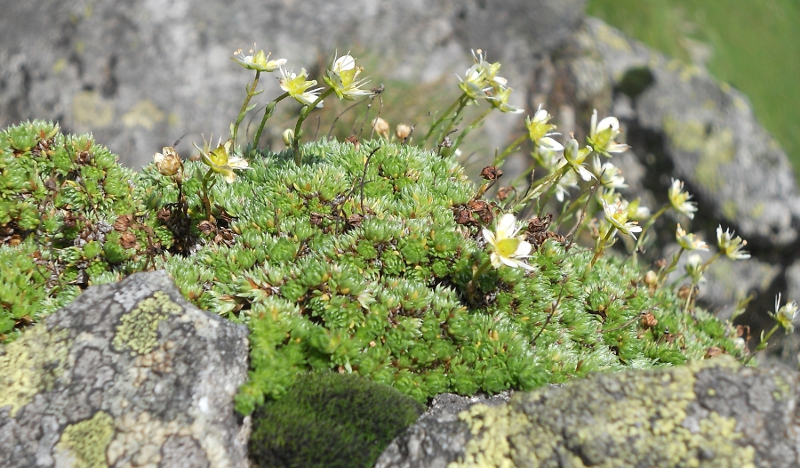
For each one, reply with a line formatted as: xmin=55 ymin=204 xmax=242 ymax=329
xmin=193 ymin=137 xmax=250 ymax=183
xmin=526 ymin=105 xmax=563 ymax=151
xmin=279 ymin=67 xmax=323 ymax=107
xmin=482 ymin=213 xmax=536 ymax=271
xmin=602 ymin=199 xmax=642 ymax=239
xmin=486 ymin=86 xmax=524 ymax=114
xmin=770 ymin=293 xmax=799 ymax=333
xmin=231 ymin=47 xmax=286 ymax=72
xmin=685 ymin=254 xmax=706 ymax=284
xmin=668 ymin=179 xmax=698 ymax=219
xmin=624 ymin=198 xmax=650 ymax=220
xmin=458 ymin=63 xmax=489 ymax=100
xmin=716 ymin=225 xmax=750 ymax=260
xmin=589 ymin=154 xmax=627 ymax=190
xmin=323 ymin=53 xmax=372 ymax=100
xmin=563 ymin=135 xmax=594 ymax=181
xmin=675 ymin=224 xmax=708 ymax=251
xmin=588 ymin=109 xmax=629 ymax=157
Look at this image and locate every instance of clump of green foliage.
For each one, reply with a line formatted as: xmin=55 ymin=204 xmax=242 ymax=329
xmin=1 ymin=47 xmax=760 ymax=422
xmin=0 ymin=120 xmax=167 ymax=341
xmin=249 ymin=371 xmax=424 ymax=468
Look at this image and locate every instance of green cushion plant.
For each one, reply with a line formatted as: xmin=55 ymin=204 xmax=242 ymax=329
xmin=1 ymin=46 xmax=775 ymax=427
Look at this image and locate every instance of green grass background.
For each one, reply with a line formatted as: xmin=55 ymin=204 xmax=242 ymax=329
xmin=587 ymin=0 xmax=800 ymax=177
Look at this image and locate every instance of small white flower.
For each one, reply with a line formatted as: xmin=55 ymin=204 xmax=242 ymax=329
xmin=602 ymin=199 xmax=642 ymax=239
xmin=668 ymin=179 xmax=698 ymax=219
xmin=482 ymin=213 xmax=536 ymax=271
xmin=770 ymin=293 xmax=799 ymax=333
xmin=563 ymin=135 xmax=594 ymax=182
xmin=526 ymin=105 xmax=563 ymax=151
xmin=675 ymin=224 xmax=708 ymax=251
xmin=588 ymin=109 xmax=629 ymax=156
xmin=589 ymin=154 xmax=627 ymax=190
xmin=685 ymin=253 xmax=706 ymax=284
xmin=279 ymin=67 xmax=323 ymax=107
xmin=323 ymin=53 xmax=372 ymax=100
xmin=193 ymin=137 xmax=250 ymax=183
xmin=232 ymin=47 xmax=286 ymax=72
xmin=486 ymin=86 xmax=524 ymax=114
xmin=716 ymin=225 xmax=750 ymax=260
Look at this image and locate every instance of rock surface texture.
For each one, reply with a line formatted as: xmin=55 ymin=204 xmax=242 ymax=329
xmin=378 ymin=356 xmax=800 ymax=467
xmin=0 ymin=0 xmax=584 ymax=168
xmin=0 ymin=271 xmax=250 ymax=468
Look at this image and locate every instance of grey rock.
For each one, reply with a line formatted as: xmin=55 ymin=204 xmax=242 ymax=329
xmin=0 ymin=270 xmax=249 ymax=468
xmin=379 ymin=357 xmax=800 ymax=467
xmin=0 ymin=0 xmax=584 ymax=169
xmin=375 ymin=391 xmax=512 ymax=468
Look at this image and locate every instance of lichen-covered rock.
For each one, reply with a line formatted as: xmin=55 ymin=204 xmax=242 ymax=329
xmin=380 ymin=356 xmax=800 ymax=467
xmin=375 ymin=392 xmax=512 ymax=468
xmin=0 ymin=270 xmax=250 ymax=468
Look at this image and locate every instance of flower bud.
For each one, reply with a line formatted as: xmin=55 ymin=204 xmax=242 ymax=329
xmin=395 ymin=123 xmax=411 ymax=141
xmin=153 ymin=147 xmax=181 ymax=177
xmin=372 ymin=117 xmax=390 ymax=139
xmin=282 ymin=129 xmax=295 ymax=146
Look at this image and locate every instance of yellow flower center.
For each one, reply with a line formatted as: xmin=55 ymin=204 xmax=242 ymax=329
xmin=496 ymin=238 xmax=520 ymax=258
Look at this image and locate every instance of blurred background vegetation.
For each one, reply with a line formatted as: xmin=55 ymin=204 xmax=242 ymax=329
xmin=588 ymin=0 xmax=800 ymax=178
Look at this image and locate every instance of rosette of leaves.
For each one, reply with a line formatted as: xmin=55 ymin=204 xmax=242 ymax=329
xmin=0 ymin=121 xmax=167 ymax=342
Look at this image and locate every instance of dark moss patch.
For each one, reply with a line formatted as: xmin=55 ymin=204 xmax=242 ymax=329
xmin=249 ymin=372 xmax=424 ymax=468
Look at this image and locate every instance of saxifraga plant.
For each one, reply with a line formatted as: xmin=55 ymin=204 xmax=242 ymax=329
xmin=2 ymin=44 xmax=785 ymax=423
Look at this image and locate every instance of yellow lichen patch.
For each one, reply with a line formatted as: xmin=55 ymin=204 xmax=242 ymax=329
xmin=593 ymin=21 xmax=633 ymax=53
xmin=451 ymin=358 xmax=756 ymax=468
xmin=112 ymin=291 xmax=183 ymax=356
xmin=55 ymin=411 xmax=115 ymax=468
xmin=121 ymin=100 xmax=165 ymax=130
xmin=0 ymin=323 xmax=71 ymax=417
xmin=722 ymin=200 xmax=738 ymax=221
xmin=662 ymin=115 xmax=735 ymax=194
xmin=72 ymin=91 xmax=114 ymax=128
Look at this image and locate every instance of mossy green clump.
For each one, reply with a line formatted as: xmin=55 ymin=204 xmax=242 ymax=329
xmin=248 ymin=372 xmax=424 ymax=468
xmin=0 ymin=120 xmax=166 ymax=343
xmin=1 ymin=121 xmax=741 ymax=417
xmin=54 ymin=411 xmax=115 ymax=468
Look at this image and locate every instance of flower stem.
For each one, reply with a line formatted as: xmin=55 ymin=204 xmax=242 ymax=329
xmin=494 ymin=134 xmax=528 ymax=166
xmin=466 ymin=257 xmax=493 ymax=305
xmin=293 ymin=88 xmax=335 ymax=163
xmin=253 ymin=92 xmax=290 ymax=149
xmin=585 ymin=228 xmax=615 ymax=278
xmin=232 ymin=71 xmax=262 ymax=145
xmin=420 ymin=94 xmax=466 ymax=146
xmin=743 ymin=324 xmax=780 ymax=365
xmin=657 ymin=247 xmax=686 ymax=286
xmin=632 ymin=205 xmax=669 ymax=254
xmin=447 ymin=106 xmax=493 ymax=157
xmin=200 ymin=168 xmax=216 ymax=221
